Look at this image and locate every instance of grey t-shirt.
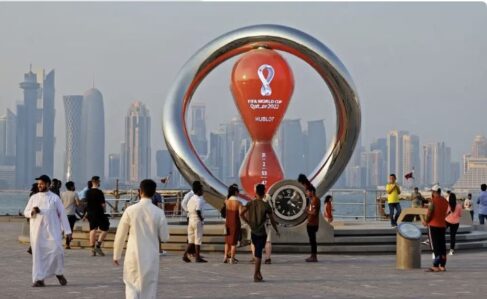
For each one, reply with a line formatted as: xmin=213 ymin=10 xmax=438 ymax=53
xmin=61 ymin=190 xmax=79 ymax=216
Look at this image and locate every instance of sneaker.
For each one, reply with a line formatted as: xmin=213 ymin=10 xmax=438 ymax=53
xmin=94 ymin=247 xmax=105 ymax=257
xmin=449 ymin=249 xmax=455 ymax=256
xmin=32 ymin=280 xmax=45 ymax=287
xmin=91 ymin=248 xmax=96 ymax=256
xmin=56 ymin=275 xmax=67 ymax=286
xmin=159 ymin=250 xmax=167 ymax=256
xmin=431 ymin=253 xmax=435 ymax=260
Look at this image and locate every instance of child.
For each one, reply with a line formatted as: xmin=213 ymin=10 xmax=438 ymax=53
xmin=324 ymin=195 xmax=333 ymax=223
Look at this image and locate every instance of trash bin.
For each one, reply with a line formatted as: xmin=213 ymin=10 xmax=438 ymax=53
xmin=396 ymin=222 xmax=421 ymax=269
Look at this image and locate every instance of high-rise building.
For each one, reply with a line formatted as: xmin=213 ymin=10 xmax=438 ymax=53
xmin=63 ymin=95 xmax=83 ymax=184
xmin=108 ymin=154 xmax=120 ymax=179
xmin=422 ymin=142 xmax=452 ymax=186
xmin=38 ymin=69 xmax=55 ymax=178
xmin=370 ymin=137 xmax=387 ymax=185
xmin=190 ymin=103 xmax=208 ymax=156
xmin=278 ymin=119 xmax=305 ymax=179
xmin=120 ymin=142 xmax=127 ymax=182
xmin=0 ymin=109 xmax=16 ymax=166
xmin=16 ymin=68 xmax=40 ymax=188
xmin=122 ymin=101 xmax=151 ymax=184
xmin=306 ymin=120 xmax=326 ymax=174
xmin=221 ymin=118 xmax=250 ymax=184
xmin=402 ymin=134 xmax=421 ymax=183
xmin=82 ymin=87 xmax=105 ymax=181
xmin=387 ymin=130 xmax=407 ymax=183
xmin=156 ymin=150 xmax=172 ymax=178
xmin=471 ymin=135 xmax=487 ymax=158
xmin=208 ymin=130 xmax=226 ymax=180
xmin=367 ymin=150 xmax=385 ymax=187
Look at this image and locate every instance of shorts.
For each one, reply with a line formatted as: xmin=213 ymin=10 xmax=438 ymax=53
xmin=251 ymin=233 xmax=267 ymax=259
xmin=188 ymin=220 xmax=203 ymax=245
xmin=88 ymin=214 xmax=110 ymax=231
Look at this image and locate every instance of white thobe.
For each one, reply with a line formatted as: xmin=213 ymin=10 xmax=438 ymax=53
xmin=24 ymin=191 xmax=72 ymax=283
xmin=113 ymin=198 xmax=170 ymax=299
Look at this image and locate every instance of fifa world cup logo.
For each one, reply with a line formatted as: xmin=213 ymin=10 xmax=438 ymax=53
xmin=231 ymin=48 xmax=294 ymax=197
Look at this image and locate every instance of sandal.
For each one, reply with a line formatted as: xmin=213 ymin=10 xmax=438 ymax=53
xmin=439 ymin=267 xmax=447 ymax=272
xmin=264 ymin=258 xmax=272 ymax=264
xmin=56 ymin=275 xmax=67 ymax=286
xmin=425 ymin=267 xmax=440 ymax=272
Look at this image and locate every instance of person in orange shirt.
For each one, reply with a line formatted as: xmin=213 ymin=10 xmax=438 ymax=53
xmin=324 ymin=195 xmax=333 ymax=223
xmin=422 ymin=185 xmax=449 ymax=272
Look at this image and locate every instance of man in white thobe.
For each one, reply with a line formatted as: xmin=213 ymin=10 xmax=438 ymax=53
xmin=113 ymin=179 xmax=170 ymax=299
xmin=23 ymin=175 xmax=72 ymax=287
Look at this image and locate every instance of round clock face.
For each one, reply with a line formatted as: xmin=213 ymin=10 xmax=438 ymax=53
xmin=271 ymin=184 xmax=307 ymax=222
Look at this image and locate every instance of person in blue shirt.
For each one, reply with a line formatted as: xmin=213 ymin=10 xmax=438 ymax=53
xmin=477 ymin=184 xmax=487 ymax=224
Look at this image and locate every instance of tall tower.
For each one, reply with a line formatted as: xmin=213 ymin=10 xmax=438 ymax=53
xmin=190 ymin=103 xmax=208 ymax=156
xmin=277 ymin=119 xmax=305 ymax=179
xmin=123 ymin=101 xmax=151 ymax=184
xmin=82 ymin=88 xmax=105 ymax=181
xmin=306 ymin=120 xmax=326 ymax=175
xmin=387 ymin=130 xmax=407 ymax=183
xmin=472 ymin=135 xmax=487 ymax=158
xmin=16 ymin=68 xmax=39 ymax=188
xmin=63 ymin=95 xmax=83 ymax=184
xmin=402 ymin=134 xmax=421 ymax=184
xmin=0 ymin=109 xmax=16 ymax=166
xmin=39 ymin=70 xmax=55 ymax=177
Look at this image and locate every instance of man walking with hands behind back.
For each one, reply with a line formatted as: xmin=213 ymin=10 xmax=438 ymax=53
xmin=183 ymin=182 xmax=207 ymax=263
xmin=113 ymin=179 xmax=170 ymax=299
xmin=386 ymin=174 xmax=402 ymax=227
xmin=24 ymin=175 xmax=72 ymax=287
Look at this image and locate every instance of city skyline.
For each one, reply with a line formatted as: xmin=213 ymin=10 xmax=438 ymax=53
xmin=0 ymin=2 xmax=486 ymax=186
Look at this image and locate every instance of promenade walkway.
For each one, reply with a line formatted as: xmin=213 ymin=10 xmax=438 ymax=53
xmin=2 ymin=221 xmax=487 ymax=299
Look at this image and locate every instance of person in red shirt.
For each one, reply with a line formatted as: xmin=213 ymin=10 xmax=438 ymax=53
xmin=305 ymin=186 xmax=320 ymax=262
xmin=422 ymin=185 xmax=449 ymax=272
xmin=324 ymin=195 xmax=333 ymax=223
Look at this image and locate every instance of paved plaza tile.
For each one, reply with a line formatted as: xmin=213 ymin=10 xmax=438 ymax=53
xmin=2 ymin=222 xmax=486 ymax=299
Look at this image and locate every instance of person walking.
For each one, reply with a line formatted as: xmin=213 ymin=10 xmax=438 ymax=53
xmin=241 ymin=184 xmax=280 ymax=282
xmin=477 ymin=184 xmax=487 ymax=225
xmin=113 ymin=179 xmax=170 ymax=299
xmin=305 ymin=185 xmax=320 ymax=262
xmin=223 ymin=184 xmax=242 ymax=264
xmin=324 ymin=195 xmax=333 ymax=223
xmin=463 ymin=193 xmax=474 ymax=221
xmin=422 ymin=185 xmax=449 ymax=272
xmin=445 ymin=193 xmax=462 ymax=255
xmin=85 ymin=176 xmax=109 ymax=256
xmin=386 ymin=174 xmax=402 ymax=227
xmin=23 ymin=175 xmax=72 ymax=287
xmin=182 ymin=182 xmax=207 ymax=263
xmin=60 ymin=181 xmax=80 ymax=249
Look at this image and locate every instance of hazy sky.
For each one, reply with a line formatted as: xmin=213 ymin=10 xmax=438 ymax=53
xmin=0 ymin=2 xmax=486 ymax=178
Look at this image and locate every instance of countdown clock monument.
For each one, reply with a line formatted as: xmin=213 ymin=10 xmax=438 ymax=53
xmin=162 ymin=24 xmax=361 ymax=243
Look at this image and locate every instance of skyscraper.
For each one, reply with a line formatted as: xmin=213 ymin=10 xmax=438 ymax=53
xmin=387 ymin=130 xmax=407 ymax=183
xmin=222 ymin=118 xmax=250 ymax=184
xmin=367 ymin=150 xmax=385 ymax=187
xmin=471 ymin=135 xmax=487 ymax=158
xmin=370 ymin=137 xmax=387 ymax=185
xmin=63 ymin=95 xmax=83 ymax=184
xmin=122 ymin=101 xmax=151 ymax=184
xmin=277 ymin=119 xmax=305 ymax=178
xmin=402 ymin=134 xmax=421 ymax=183
xmin=82 ymin=87 xmax=105 ymax=180
xmin=306 ymin=120 xmax=326 ymax=174
xmin=108 ymin=154 xmax=120 ymax=179
xmin=16 ymin=68 xmax=40 ymax=188
xmin=0 ymin=109 xmax=16 ymax=166
xmin=208 ymin=130 xmax=226 ymax=180
xmin=39 ymin=69 xmax=55 ymax=177
xmin=190 ymin=103 xmax=208 ymax=156
xmin=422 ymin=142 xmax=452 ymax=186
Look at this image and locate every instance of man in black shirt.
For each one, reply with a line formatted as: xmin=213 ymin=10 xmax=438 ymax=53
xmin=85 ymin=176 xmax=109 ymax=256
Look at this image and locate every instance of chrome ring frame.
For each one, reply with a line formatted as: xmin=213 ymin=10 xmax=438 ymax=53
xmin=162 ymin=24 xmax=361 ymax=209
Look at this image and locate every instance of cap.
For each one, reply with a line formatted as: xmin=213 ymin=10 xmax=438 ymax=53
xmin=431 ymin=184 xmax=441 ymax=192
xmin=35 ymin=174 xmax=51 ymax=184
